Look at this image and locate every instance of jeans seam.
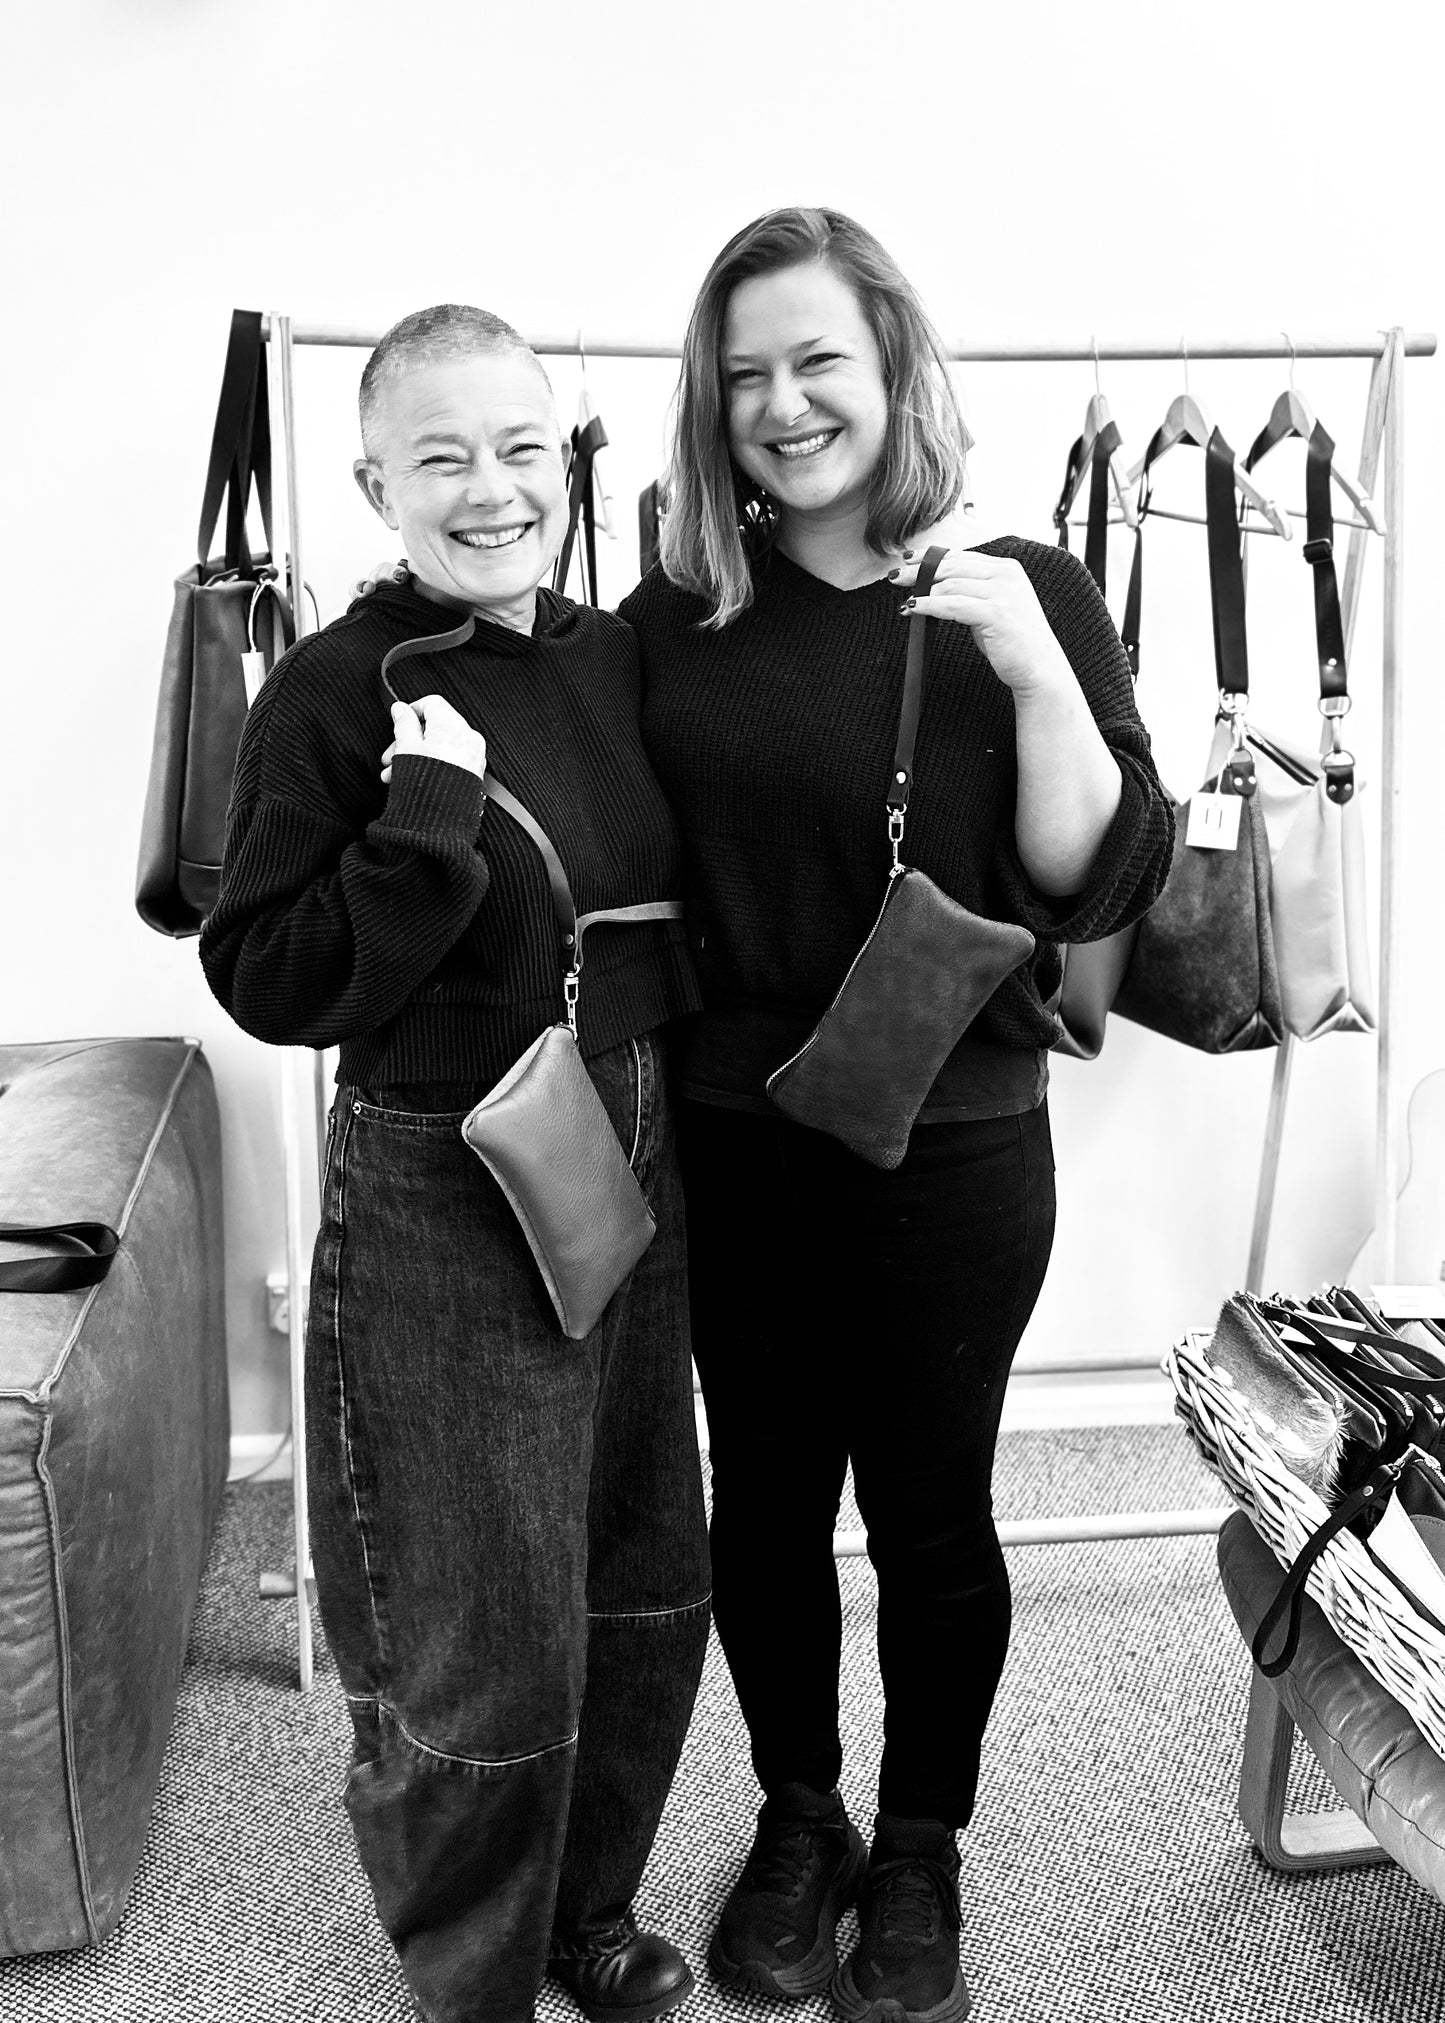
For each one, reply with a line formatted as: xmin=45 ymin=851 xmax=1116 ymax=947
xmin=627 ymin=1036 xmax=644 ymax=1169
xmin=586 ymin=1591 xmax=712 ymax=1622
xmin=332 ymin=1103 xmax=387 ymax=1668
xmin=349 ymin=1692 xmax=580 ymax=1770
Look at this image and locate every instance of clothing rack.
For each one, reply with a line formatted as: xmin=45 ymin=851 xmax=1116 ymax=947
xmin=255 ymin=318 xmax=1434 ymax=1687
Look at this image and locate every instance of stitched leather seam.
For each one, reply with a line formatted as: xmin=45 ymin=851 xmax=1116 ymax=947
xmin=34 ymin=1410 xmax=101 ymax=1944
xmin=38 ymin=1040 xmax=202 ymax=1401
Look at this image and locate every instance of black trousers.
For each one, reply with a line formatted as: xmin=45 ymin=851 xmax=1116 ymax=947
xmin=676 ymin=1097 xmax=1056 ymax=1831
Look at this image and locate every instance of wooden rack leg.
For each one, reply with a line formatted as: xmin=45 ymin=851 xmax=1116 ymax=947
xmin=1238 ymin=1668 xmax=1388 ymax=1871
xmin=1247 ymin=1040 xmax=1294 ymax=1292
xmin=1374 ymin=330 xmax=1407 ymax=1279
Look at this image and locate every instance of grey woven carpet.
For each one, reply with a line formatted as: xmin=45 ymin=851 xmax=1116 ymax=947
xmin=4 ymin=1425 xmax=1444 ymax=2023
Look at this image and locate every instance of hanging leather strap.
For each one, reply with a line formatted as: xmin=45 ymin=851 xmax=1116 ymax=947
xmin=554 ymin=413 xmax=608 ymax=604
xmin=0 ymin=1222 xmax=120 ymax=1294
xmin=378 ymin=614 xmax=681 ymax=982
xmin=1052 ymin=424 xmax=1120 ymax=601
xmin=1251 ymin=1454 xmax=1419 ymax=1677
xmin=886 ymin=545 xmax=948 ymax=814
xmin=196 ymin=309 xmax=274 ymax=578
xmin=1121 ymin=426 xmax=1248 ymax=709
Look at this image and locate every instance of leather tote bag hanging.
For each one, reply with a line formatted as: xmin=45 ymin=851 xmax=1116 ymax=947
xmin=766 ymin=548 xmax=1036 ymax=1170
xmin=136 ymin=310 xmax=294 ymax=937
xmin=378 ymin=627 xmax=679 ymax=1342
xmin=1113 ymin=429 xmax=1285 ymax=1054
xmin=1244 ymin=418 xmax=1375 ymax=1041
xmin=1047 ymin=419 xmax=1143 ymax=1059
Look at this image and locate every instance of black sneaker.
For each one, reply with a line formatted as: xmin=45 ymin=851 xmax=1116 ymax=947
xmin=709 ymin=1782 xmax=869 ymax=1997
xmin=832 ymin=1815 xmax=969 ymax=2023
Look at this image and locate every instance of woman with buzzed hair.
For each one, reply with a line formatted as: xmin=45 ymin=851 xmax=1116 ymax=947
xmin=202 ymin=304 xmax=709 ymax=2023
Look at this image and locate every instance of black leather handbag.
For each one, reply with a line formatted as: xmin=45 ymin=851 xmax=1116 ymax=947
xmin=766 ymin=547 xmax=1036 ymax=1169
xmin=1112 ymin=428 xmax=1284 ymax=1052
xmin=136 ymin=310 xmax=294 ymax=936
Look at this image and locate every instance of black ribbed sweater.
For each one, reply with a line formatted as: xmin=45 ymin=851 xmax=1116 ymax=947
xmin=200 ymin=579 xmax=698 ymax=1087
xmin=620 ymin=537 xmax=1174 ymax=1117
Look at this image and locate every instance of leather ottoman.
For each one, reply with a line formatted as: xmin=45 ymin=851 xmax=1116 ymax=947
xmin=0 ymin=1038 xmax=228 ymax=1954
xmin=1218 ymin=1509 xmax=1445 ymax=1896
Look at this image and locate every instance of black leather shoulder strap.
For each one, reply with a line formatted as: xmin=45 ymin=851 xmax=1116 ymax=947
xmin=887 ymin=545 xmax=948 ymax=813
xmin=197 ymin=309 xmax=273 ymax=577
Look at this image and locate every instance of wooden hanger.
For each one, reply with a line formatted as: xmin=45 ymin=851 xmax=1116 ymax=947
xmin=1126 ymin=342 xmax=1291 ymax=539
xmin=1060 ymin=344 xmax=1138 ymax=529
xmin=1244 ymin=341 xmax=1385 ymax=534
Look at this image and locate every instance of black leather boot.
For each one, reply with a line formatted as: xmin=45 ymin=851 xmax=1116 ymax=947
xmin=551 ymin=1910 xmax=694 ymax=2022
xmin=710 ymin=1782 xmax=869 ymax=1997
xmin=832 ymin=1814 xmax=969 ymax=2023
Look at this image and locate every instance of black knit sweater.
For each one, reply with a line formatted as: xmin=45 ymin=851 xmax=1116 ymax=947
xmin=620 ymin=537 xmax=1174 ymax=1118
xmin=200 ymin=579 xmax=698 ymax=1088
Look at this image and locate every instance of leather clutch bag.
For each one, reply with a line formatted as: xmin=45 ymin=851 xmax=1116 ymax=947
xmin=767 ymin=868 xmax=1034 ymax=1169
xmin=765 ymin=546 xmax=1034 ymax=1169
xmin=462 ymin=1024 xmax=656 ymax=1343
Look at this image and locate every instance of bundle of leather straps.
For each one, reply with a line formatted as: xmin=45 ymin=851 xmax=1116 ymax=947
xmin=1205 ymin=1287 xmax=1445 ymax=1676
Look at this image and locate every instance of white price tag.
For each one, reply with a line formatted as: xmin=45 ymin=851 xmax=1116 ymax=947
xmin=1185 ymin=791 xmax=1242 ymax=852
xmin=240 ymin=650 xmax=267 ymax=705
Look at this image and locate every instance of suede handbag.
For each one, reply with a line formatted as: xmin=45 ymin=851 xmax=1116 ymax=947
xmin=378 ymin=627 xmax=681 ymax=1342
xmin=766 ymin=548 xmax=1036 ymax=1169
xmin=1113 ymin=428 xmax=1284 ymax=1053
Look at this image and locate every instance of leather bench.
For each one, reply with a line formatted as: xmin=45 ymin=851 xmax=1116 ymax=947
xmin=1218 ymin=1510 xmax=1445 ymax=1897
xmin=0 ymin=1038 xmax=228 ymax=1954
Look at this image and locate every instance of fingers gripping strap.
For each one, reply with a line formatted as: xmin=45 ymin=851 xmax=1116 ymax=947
xmin=887 ymin=545 xmax=948 ymax=813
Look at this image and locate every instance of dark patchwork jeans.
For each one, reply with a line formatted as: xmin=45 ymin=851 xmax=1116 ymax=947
xmin=305 ymin=1031 xmax=710 ymax=2023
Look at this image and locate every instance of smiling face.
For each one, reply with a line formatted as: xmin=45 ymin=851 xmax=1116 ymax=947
xmin=722 ymin=260 xmax=890 ymax=533
xmin=355 ymin=349 xmax=567 ymax=629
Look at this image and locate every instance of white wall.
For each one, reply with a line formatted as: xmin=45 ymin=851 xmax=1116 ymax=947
xmin=3 ymin=0 xmax=1440 ymax=1433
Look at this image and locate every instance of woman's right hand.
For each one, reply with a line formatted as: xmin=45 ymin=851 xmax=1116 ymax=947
xmin=381 ymin=696 xmax=487 ymax=784
xmin=355 ymin=559 xmax=409 ymax=597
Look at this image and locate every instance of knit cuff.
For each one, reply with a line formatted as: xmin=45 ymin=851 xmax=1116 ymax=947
xmin=378 ymin=753 xmax=485 ymax=838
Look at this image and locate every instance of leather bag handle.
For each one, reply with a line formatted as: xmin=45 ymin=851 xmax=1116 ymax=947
xmin=1121 ymin=425 xmax=1248 ymax=707
xmin=0 ymin=1221 xmax=120 ymax=1294
xmin=1053 ymin=420 xmax=1121 ymax=602
xmin=553 ymin=412 xmax=608 ymax=605
xmin=196 ymin=309 xmax=274 ymax=577
xmin=886 ymin=545 xmax=949 ymax=818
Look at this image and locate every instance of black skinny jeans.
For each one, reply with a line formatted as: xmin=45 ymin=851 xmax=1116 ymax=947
xmin=677 ymin=1096 xmax=1056 ymax=1831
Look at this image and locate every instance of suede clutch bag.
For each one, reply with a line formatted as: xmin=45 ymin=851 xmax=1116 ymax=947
xmin=462 ymin=1024 xmax=656 ymax=1342
xmin=766 ymin=548 xmax=1035 ymax=1169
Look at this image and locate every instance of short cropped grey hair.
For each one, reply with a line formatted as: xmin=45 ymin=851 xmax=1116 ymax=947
xmin=359 ymin=303 xmax=547 ymax=459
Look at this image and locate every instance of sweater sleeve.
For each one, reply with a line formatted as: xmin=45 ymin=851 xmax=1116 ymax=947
xmin=199 ymin=682 xmax=490 ymax=1049
xmin=989 ymin=543 xmax=1174 ymax=945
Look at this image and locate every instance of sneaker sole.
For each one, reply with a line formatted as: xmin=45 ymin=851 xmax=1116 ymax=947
xmin=708 ymin=1837 xmax=869 ymax=2000
xmin=558 ymin=1963 xmax=696 ymax=2023
xmin=830 ymin=1961 xmax=971 ymax=2023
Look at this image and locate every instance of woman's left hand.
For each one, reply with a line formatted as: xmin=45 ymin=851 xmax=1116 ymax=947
xmin=892 ymin=549 xmax=1072 ymax=699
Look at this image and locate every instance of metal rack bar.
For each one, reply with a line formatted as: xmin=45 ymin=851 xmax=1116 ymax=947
xmin=254 ymin=314 xmax=1431 ymax=1687
xmin=262 ymin=321 xmax=1437 ymax=362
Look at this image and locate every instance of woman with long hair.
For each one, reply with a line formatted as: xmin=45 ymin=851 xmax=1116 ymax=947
xmin=618 ymin=208 xmax=1173 ymax=2023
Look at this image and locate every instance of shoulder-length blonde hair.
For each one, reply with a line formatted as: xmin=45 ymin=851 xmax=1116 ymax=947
xmin=660 ymin=207 xmax=971 ymax=628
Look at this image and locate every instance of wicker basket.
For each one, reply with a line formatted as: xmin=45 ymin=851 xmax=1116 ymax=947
xmin=1165 ymin=1328 xmax=1445 ymax=1759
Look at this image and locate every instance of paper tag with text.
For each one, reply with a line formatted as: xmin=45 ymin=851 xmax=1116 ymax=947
xmin=240 ymin=651 xmax=267 ymax=705
xmin=1185 ymin=792 xmax=1242 ymax=852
